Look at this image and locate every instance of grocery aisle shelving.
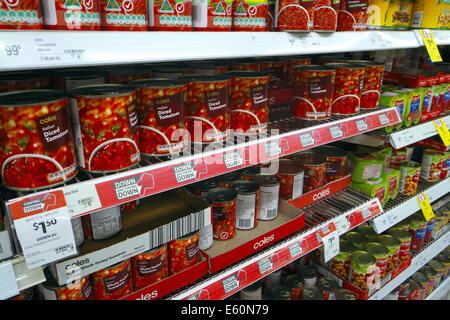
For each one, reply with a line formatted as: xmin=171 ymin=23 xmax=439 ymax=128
xmin=426 ymin=275 xmax=450 ymax=300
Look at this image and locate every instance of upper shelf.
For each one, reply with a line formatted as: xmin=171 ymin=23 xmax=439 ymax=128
xmin=0 ymin=30 xmax=424 ymax=71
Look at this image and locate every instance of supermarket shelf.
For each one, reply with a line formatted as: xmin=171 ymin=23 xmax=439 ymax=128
xmin=5 ymin=106 xmax=401 ymax=219
xmin=426 ymin=275 xmax=450 ymax=300
xmin=433 ymin=30 xmax=450 ymax=46
xmin=0 ymin=31 xmax=421 ymax=71
xmin=371 ymin=178 xmax=450 ymax=234
xmin=168 ymin=194 xmax=383 ymax=300
xmin=369 ymin=228 xmax=450 ymax=300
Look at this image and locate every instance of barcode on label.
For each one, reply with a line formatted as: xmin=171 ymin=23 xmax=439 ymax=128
xmin=299 ymin=133 xmax=314 ymax=147
xmin=55 ymin=244 xmax=73 ymax=254
xmin=356 ymin=119 xmax=368 ymax=131
xmin=378 ymin=114 xmax=389 ymax=125
xmin=77 ymin=197 xmax=95 ymax=209
xmin=267 ymin=209 xmax=277 ymax=219
xmin=329 ymin=126 xmax=343 ymax=139
xmin=412 ymin=12 xmax=422 ymax=28
xmin=238 ymin=219 xmax=252 ymax=229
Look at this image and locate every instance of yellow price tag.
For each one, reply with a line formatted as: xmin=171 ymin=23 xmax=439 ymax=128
xmin=434 ymin=119 xmax=450 ymax=147
xmin=416 ymin=193 xmax=435 ymax=222
xmin=420 ymin=29 xmax=443 ymax=63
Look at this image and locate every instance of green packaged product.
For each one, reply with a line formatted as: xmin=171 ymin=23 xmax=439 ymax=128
xmin=349 ymin=152 xmax=385 ymax=182
xmin=396 ymin=88 xmax=423 ymax=127
xmin=380 ymin=92 xmax=406 ymax=132
xmin=405 ymin=146 xmax=414 ymax=161
xmin=351 ymin=177 xmax=389 ymax=206
xmin=383 ymin=168 xmax=401 ymax=201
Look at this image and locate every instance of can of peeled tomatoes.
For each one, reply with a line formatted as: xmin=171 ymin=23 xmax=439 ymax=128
xmin=291 ymin=65 xmax=336 ymax=120
xmin=230 ymin=59 xmax=261 ymax=71
xmin=168 ymin=231 xmax=200 ymax=275
xmin=231 ymin=180 xmax=260 ymax=230
xmin=129 ymin=79 xmax=187 ymax=157
xmin=0 ymin=90 xmax=77 ymax=191
xmin=276 ymin=159 xmax=304 ymax=200
xmin=0 ymin=0 xmax=43 ymax=29
xmin=81 ymin=206 xmax=122 ymax=240
xmin=100 ymin=0 xmax=148 ymax=31
xmin=38 ymin=275 xmax=93 ymax=300
xmin=92 ymin=259 xmax=133 ymax=300
xmin=53 ymin=69 xmax=106 ymax=92
xmin=206 ymin=187 xmax=238 ymax=240
xmin=314 ymin=0 xmax=340 ymax=31
xmin=71 ymin=216 xmax=85 ymax=247
xmin=337 ymin=0 xmax=369 ymax=31
xmin=314 ymin=146 xmax=348 ymax=182
xmin=226 ymin=71 xmax=270 ymax=135
xmin=41 ymin=0 xmax=101 ymax=30
xmin=69 ymin=84 xmax=140 ymax=173
xmin=0 ymin=71 xmax=50 ymax=93
xmin=353 ymin=61 xmax=385 ymax=109
xmin=193 ymin=0 xmax=233 ymax=31
xmin=292 ymin=152 xmax=327 ymax=192
xmin=232 ymin=0 xmax=268 ymax=31
xmin=275 ymin=0 xmax=314 ymax=31
xmin=105 ymin=66 xmax=153 ymax=84
xmin=131 ymin=244 xmax=169 ymax=290
xmin=148 ymin=0 xmax=193 ymax=31
xmin=253 ymin=174 xmax=280 ymax=221
xmin=325 ymin=63 xmax=365 ymax=115
xmin=179 ymin=74 xmax=231 ymax=144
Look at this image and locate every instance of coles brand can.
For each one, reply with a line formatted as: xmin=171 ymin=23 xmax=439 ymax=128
xmin=230 ymin=60 xmax=261 ymax=71
xmin=232 ymin=0 xmax=268 ymax=31
xmin=105 ymin=66 xmax=153 ymax=84
xmin=71 ymin=216 xmax=85 ymax=247
xmin=198 ymin=224 xmax=214 ymax=250
xmin=292 ymin=152 xmax=327 ymax=193
xmin=376 ymin=234 xmax=400 ymax=273
xmin=38 ymin=276 xmax=93 ymax=300
xmin=227 ymin=72 xmax=270 ymax=135
xmin=314 ymin=0 xmax=340 ymax=31
xmin=275 ymin=0 xmax=314 ymax=31
xmin=387 ymin=227 xmax=412 ymax=262
xmin=192 ymin=0 xmax=233 ymax=31
xmin=291 ymin=65 xmax=336 ymax=120
xmin=81 ymin=206 xmax=122 ymax=240
xmin=240 ymin=165 xmax=261 ymax=180
xmin=259 ymin=59 xmax=288 ymax=90
xmin=100 ymin=0 xmax=148 ymax=31
xmin=253 ymin=174 xmax=280 ymax=221
xmin=129 ymin=79 xmax=187 ymax=157
xmin=53 ymin=69 xmax=106 ymax=92
xmin=180 ymin=74 xmax=231 ymax=144
xmin=168 ymin=231 xmax=200 ymax=274
xmin=399 ymin=161 xmax=421 ymax=196
xmin=0 ymin=0 xmax=43 ymax=29
xmin=337 ymin=0 xmax=369 ymax=31
xmin=232 ymin=180 xmax=260 ymax=230
xmin=131 ymin=244 xmax=168 ymax=289
xmin=325 ymin=63 xmax=365 ymax=115
xmin=0 ymin=90 xmax=77 ymax=190
xmin=276 ymin=159 xmax=304 ymax=200
xmin=91 ymin=259 xmax=133 ymax=300
xmin=206 ymin=187 xmax=238 ymax=240
xmin=357 ymin=61 xmax=385 ymax=109
xmin=364 ymin=242 xmax=389 ymax=279
xmin=41 ymin=0 xmax=101 ymax=30
xmin=70 ymin=85 xmax=140 ymax=173
xmin=285 ymin=57 xmax=312 ymax=85
xmin=420 ymin=149 xmax=445 ymax=182
xmin=0 ymin=71 xmax=50 ymax=94
xmin=314 ymin=146 xmax=348 ymax=182
xmin=148 ymin=0 xmax=193 ymax=31
xmin=151 ymin=65 xmax=193 ymax=79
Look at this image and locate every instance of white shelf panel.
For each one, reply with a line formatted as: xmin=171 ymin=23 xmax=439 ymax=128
xmin=426 ymin=275 xmax=450 ymax=300
xmin=434 ymin=30 xmax=450 ymax=46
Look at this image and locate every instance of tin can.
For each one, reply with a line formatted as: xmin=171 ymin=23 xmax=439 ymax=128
xmin=375 ymin=234 xmax=400 ymax=273
xmin=206 ymin=188 xmax=238 ymax=240
xmin=384 ymin=0 xmax=403 ymax=28
xmin=264 ymin=268 xmax=282 ymax=289
xmin=131 ymin=244 xmax=168 ymax=290
xmin=345 ymin=232 xmax=366 ymax=250
xmin=411 ymin=0 xmax=450 ymax=30
xmin=180 ymin=74 xmax=231 ymax=144
xmin=399 ymin=161 xmax=421 ymax=196
xmin=253 ymin=174 xmax=280 ymax=221
xmin=285 ymin=57 xmax=312 ymax=85
xmin=291 ymin=65 xmax=336 ymax=120
xmin=314 ymin=0 xmax=340 ymax=31
xmin=420 ymin=149 xmax=445 ymax=182
xmin=82 ymin=206 xmax=122 ymax=240
xmin=240 ymin=166 xmax=261 ymax=180
xmin=0 ymin=71 xmax=51 ymax=94
xmin=314 ymin=146 xmax=348 ymax=182
xmin=218 ymin=171 xmax=242 ymax=188
xmin=387 ymin=228 xmax=411 ymax=262
xmin=364 ymin=242 xmax=389 ymax=278
xmin=334 ymin=289 xmax=358 ymax=300
xmin=42 ymin=0 xmax=101 ymax=30
xmin=383 ymin=168 xmax=401 ymax=201
xmin=198 ymin=224 xmax=214 ymax=251
xmin=424 ymin=217 xmax=435 ymax=245
xmin=282 ymin=274 xmax=303 ymax=300
xmin=412 ymin=272 xmax=428 ymax=300
xmin=91 ymin=259 xmax=133 ymax=300
xmin=276 ymin=159 xmax=304 ymax=200
xmin=350 ymin=250 xmax=377 ymax=291
xmin=409 ymin=215 xmax=427 ymax=253
xmin=190 ymin=178 xmax=219 ymax=197
xmin=296 ymin=264 xmax=317 ymax=288
xmin=358 ymin=61 xmax=385 ymax=109
xmin=232 ymin=0 xmax=268 ymax=31
xmin=69 ymin=84 xmax=140 ymax=173
xmin=270 ymin=285 xmax=291 ymax=300
xmin=227 ymin=71 xmax=270 ymax=135
xmin=316 ymin=277 xmax=338 ymax=300
xmin=428 ymin=259 xmax=445 ymax=285
xmin=230 ymin=59 xmax=261 ymax=71
xmin=151 ymin=64 xmax=193 ymax=79
xmin=71 ymin=216 xmax=85 ymax=247
xmin=325 ymin=63 xmax=365 ymax=115
xmin=259 ymin=59 xmax=289 ymax=90
xmin=367 ymin=0 xmax=390 ymax=29
xmin=105 ymin=66 xmax=152 ymax=84
xmin=120 ymin=199 xmax=140 ymax=212
xmin=438 ymin=253 xmax=450 ymax=281
xmin=302 ymin=286 xmax=323 ymax=300
xmin=191 ymin=62 xmax=230 ymax=75
xmin=420 ymin=266 xmax=437 ymax=297
xmin=330 ymin=239 xmax=355 ymax=279
xmin=440 ymin=151 xmax=450 ymax=180
xmin=129 ymin=79 xmax=187 ymax=157
xmin=38 ymin=276 xmax=93 ymax=300
xmin=148 ymin=0 xmax=192 ymax=30
xmin=0 ymin=90 xmax=77 ymax=190
xmin=275 ymin=0 xmax=314 ymax=31
xmin=0 ymin=0 xmax=43 ymax=29
xmin=240 ymin=281 xmax=262 ymax=300
xmin=192 ymin=0 xmax=233 ymax=31
xmin=337 ymin=0 xmax=369 ymax=31
xmin=168 ymin=231 xmax=200 ymax=274
xmin=266 ymin=0 xmax=275 ymax=30
xmin=292 ymin=152 xmax=327 ymax=192
xmin=232 ymin=180 xmax=260 ymax=230
xmin=100 ymin=0 xmax=147 ymax=31
xmin=53 ymin=69 xmax=106 ymax=92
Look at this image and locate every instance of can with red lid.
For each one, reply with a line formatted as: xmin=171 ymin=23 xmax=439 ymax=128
xmin=100 ymin=0 xmax=148 ymax=31
xmin=313 ymin=0 xmax=340 ymax=31
xmin=168 ymin=231 xmax=200 ymax=275
xmin=314 ymin=146 xmax=348 ymax=182
xmin=193 ymin=0 xmax=233 ymax=31
xmin=0 ymin=71 xmax=50 ymax=94
xmin=91 ymin=259 xmax=133 ymax=300
xmin=292 ymin=152 xmax=327 ymax=193
xmin=105 ymin=66 xmax=153 ymax=84
xmin=148 ymin=0 xmax=193 ymax=31
xmin=131 ymin=244 xmax=168 ymax=290
xmin=0 ymin=90 xmax=77 ymax=191
xmin=356 ymin=61 xmax=385 ymax=109
xmin=41 ymin=0 xmax=101 ymax=30
xmin=53 ymin=69 xmax=106 ymax=92
xmin=38 ymin=275 xmax=93 ymax=300
xmin=69 ymin=84 xmax=140 ymax=173
xmin=277 ymin=159 xmax=304 ymax=200
xmin=291 ymin=65 xmax=336 ymax=120
xmin=207 ymin=187 xmax=238 ymax=240
xmin=129 ymin=79 xmax=187 ymax=157
xmin=232 ymin=0 xmax=268 ymax=31
xmin=275 ymin=0 xmax=314 ymax=31
xmin=337 ymin=0 xmax=369 ymax=31
xmin=0 ymin=0 xmax=43 ymax=29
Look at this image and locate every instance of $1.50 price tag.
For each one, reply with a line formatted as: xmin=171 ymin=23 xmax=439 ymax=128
xmin=318 ymin=224 xmax=340 ymax=263
xmin=420 ymin=29 xmax=443 ymax=63
xmin=9 ymin=190 xmax=77 ymax=269
xmin=416 ymin=193 xmax=435 ymax=222
xmin=434 ymin=119 xmax=450 ymax=147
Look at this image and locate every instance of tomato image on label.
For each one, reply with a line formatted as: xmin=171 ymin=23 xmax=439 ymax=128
xmin=149 ymin=0 xmax=193 ymax=30
xmin=232 ymin=0 xmax=268 ymax=31
xmin=0 ymin=0 xmax=43 ymax=29
xmin=100 ymin=0 xmax=148 ymax=31
xmin=314 ymin=0 xmax=340 ymax=31
xmin=42 ymin=0 xmax=101 ymax=30
xmin=276 ymin=0 xmax=314 ymax=31
xmin=337 ymin=0 xmax=369 ymax=31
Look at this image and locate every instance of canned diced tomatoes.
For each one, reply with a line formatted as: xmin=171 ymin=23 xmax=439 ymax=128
xmin=131 ymin=244 xmax=169 ymax=290
xmin=230 ymin=60 xmax=261 ymax=72
xmin=168 ymin=231 xmax=200 ymax=275
xmin=42 ymin=0 xmax=101 ymax=30
xmin=91 ymin=259 xmax=133 ymax=300
xmin=130 ymin=79 xmax=188 ymax=157
xmin=105 ymin=66 xmax=153 ymax=84
xmin=70 ymin=85 xmax=140 ymax=173
xmin=277 ymin=159 xmax=304 ymax=200
xmin=292 ymin=152 xmax=327 ymax=192
xmin=0 ymin=90 xmax=77 ymax=190
xmin=285 ymin=57 xmax=312 ymax=86
xmin=100 ymin=0 xmax=148 ymax=31
xmin=191 ymin=62 xmax=229 ymax=75
xmin=314 ymin=145 xmax=348 ymax=182
xmin=180 ymin=74 xmax=231 ymax=144
xmin=0 ymin=0 xmax=43 ymax=29
xmin=276 ymin=0 xmax=314 ymax=31
xmin=207 ymin=187 xmax=238 ymax=240
xmin=39 ymin=276 xmax=93 ymax=300
xmin=149 ymin=0 xmax=193 ymax=31
xmin=52 ymin=69 xmax=106 ymax=92
xmin=0 ymin=71 xmax=50 ymax=93
xmin=227 ymin=71 xmax=270 ymax=135
xmin=232 ymin=0 xmax=268 ymax=31
xmin=259 ymin=59 xmax=289 ymax=90
xmin=292 ymin=65 xmax=336 ymax=120
xmin=355 ymin=61 xmax=385 ymax=109
xmin=314 ymin=0 xmax=340 ymax=31
xmin=337 ymin=0 xmax=369 ymax=31
xmin=193 ymin=0 xmax=233 ymax=31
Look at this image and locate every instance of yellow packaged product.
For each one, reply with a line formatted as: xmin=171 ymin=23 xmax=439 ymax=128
xmin=411 ymin=0 xmax=450 ymax=30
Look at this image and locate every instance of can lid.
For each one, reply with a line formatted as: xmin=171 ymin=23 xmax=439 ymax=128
xmin=224 ymin=71 xmax=270 ymax=78
xmin=314 ymin=145 xmax=348 ymax=158
xmin=324 ymin=63 xmax=366 ymax=70
xmin=428 ymin=259 xmax=444 ymax=271
xmin=293 ymin=65 xmax=337 ymax=72
xmin=253 ymin=174 xmax=281 ymax=187
xmin=104 ymin=65 xmax=152 ymax=75
xmin=128 ymin=78 xmax=185 ymax=88
xmin=195 ymin=179 xmax=219 ymax=192
xmin=278 ymin=159 xmax=304 ymax=175
xmin=357 ymin=224 xmax=377 ymax=239
xmin=270 ymin=285 xmax=292 ymax=300
xmin=70 ymin=84 xmax=133 ymax=97
xmin=412 ymin=272 xmax=428 ymax=285
xmin=219 ymin=171 xmax=242 ymax=183
xmin=334 ymin=289 xmax=358 ymax=300
xmin=292 ymin=152 xmax=327 ymax=166
xmin=0 ymin=89 xmax=67 ymax=106
xmin=317 ymin=277 xmax=338 ymax=291
xmin=351 ymin=251 xmax=376 ymax=266
xmin=0 ymin=70 xmax=49 ymax=82
xmin=399 ymin=160 xmax=421 ymax=168
xmin=53 ymin=69 xmax=105 ymax=79
xmin=302 ymin=287 xmax=323 ymax=300
xmin=240 ymin=166 xmax=261 ymax=177
xmin=206 ymin=187 xmax=237 ymax=203
xmin=345 ymin=232 xmax=366 ymax=246
xmin=387 ymin=228 xmax=412 ymax=242
xmin=178 ymin=74 xmax=231 ymax=82
xmin=364 ymin=242 xmax=389 ymax=259
xmin=296 ymin=264 xmax=317 ymax=279
xmin=349 ymin=60 xmax=385 ymax=67
xmin=339 ymin=239 xmax=356 ymax=253
xmin=231 ymin=180 xmax=260 ymax=194
xmin=375 ymin=235 xmax=400 ymax=248
xmin=283 ymin=274 xmax=304 ymax=289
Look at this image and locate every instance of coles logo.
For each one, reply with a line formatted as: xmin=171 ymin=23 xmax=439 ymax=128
xmin=313 ymin=188 xmax=330 ymax=201
xmin=253 ymin=234 xmax=275 ymax=249
xmin=248 ymin=6 xmax=257 ymax=16
xmin=84 ymin=0 xmax=94 ymax=10
xmin=4 ymin=0 xmax=19 ymax=7
xmin=176 ymin=2 xmax=184 ymax=13
xmin=136 ymin=290 xmax=159 ymax=300
xmin=123 ymin=0 xmax=134 ymax=12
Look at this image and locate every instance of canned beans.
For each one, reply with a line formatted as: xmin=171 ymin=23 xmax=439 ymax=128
xmin=276 ymin=0 xmax=314 ymax=31
xmin=91 ymin=259 xmax=133 ymax=300
xmin=207 ymin=187 xmax=238 ymax=240
xmin=168 ymin=231 xmax=200 ymax=275
xmin=131 ymin=244 xmax=169 ymax=289
xmin=0 ymin=0 xmax=43 ymax=29
xmin=314 ymin=0 xmax=340 ymax=31
xmin=0 ymin=71 xmax=50 ymax=93
xmin=42 ymin=0 xmax=101 ymax=30
xmin=100 ymin=0 xmax=148 ymax=31
xmin=259 ymin=59 xmax=289 ymax=90
xmin=337 ymin=0 xmax=369 ymax=31
xmin=350 ymin=251 xmax=377 ymax=291
xmin=0 ymin=90 xmax=77 ymax=190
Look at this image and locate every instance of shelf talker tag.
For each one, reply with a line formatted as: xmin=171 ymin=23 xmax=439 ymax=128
xmin=420 ymin=29 xmax=443 ymax=63
xmin=434 ymin=119 xmax=450 ymax=147
xmin=416 ymin=193 xmax=435 ymax=222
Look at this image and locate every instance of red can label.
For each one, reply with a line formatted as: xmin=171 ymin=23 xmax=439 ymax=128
xmin=149 ymin=0 xmax=193 ymax=31
xmin=106 ymin=72 xmax=152 ymax=84
xmin=230 ymin=62 xmax=261 ymax=72
xmin=361 ymin=64 xmax=385 ymax=109
xmin=0 ymin=78 xmax=50 ymax=94
xmin=100 ymin=0 xmax=147 ymax=30
xmin=325 ymin=156 xmax=347 ymax=182
xmin=40 ymin=276 xmax=93 ymax=300
xmin=71 ymin=92 xmax=140 ymax=173
xmin=42 ymin=0 xmax=101 ymax=30
xmin=260 ymin=61 xmax=288 ymax=90
xmin=92 ymin=259 xmax=133 ymax=300
xmin=277 ymin=172 xmax=304 ymax=200
xmin=168 ymin=232 xmax=200 ymax=275
xmin=332 ymin=67 xmax=364 ymax=115
xmin=131 ymin=244 xmax=168 ymax=290
xmin=398 ymin=239 xmax=411 ymax=262
xmin=375 ymin=257 xmax=388 ymax=279
xmin=303 ymin=163 xmax=326 ymax=192
xmin=314 ymin=0 xmax=340 ymax=31
xmin=276 ymin=0 xmax=314 ymax=31
xmin=232 ymin=0 xmax=268 ymax=31
xmin=286 ymin=59 xmax=311 ymax=85
xmin=0 ymin=0 xmax=43 ymax=29
xmin=212 ymin=200 xmax=237 ymax=240
xmin=337 ymin=0 xmax=368 ymax=31
xmin=193 ymin=0 xmax=232 ymax=31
